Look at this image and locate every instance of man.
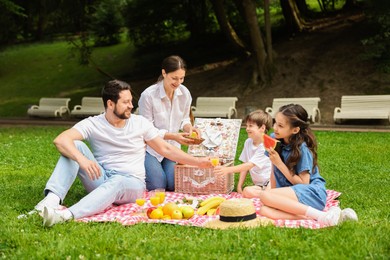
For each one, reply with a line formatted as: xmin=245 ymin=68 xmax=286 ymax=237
xmin=35 ymin=80 xmax=211 ymax=227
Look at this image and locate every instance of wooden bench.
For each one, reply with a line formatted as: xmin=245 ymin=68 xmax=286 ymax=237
xmin=71 ymin=97 xmax=105 ymax=118
xmin=265 ymin=97 xmax=321 ymax=123
xmin=27 ymin=97 xmax=71 ymax=118
xmin=333 ymin=95 xmax=390 ymax=123
xmin=191 ymin=97 xmax=238 ymax=119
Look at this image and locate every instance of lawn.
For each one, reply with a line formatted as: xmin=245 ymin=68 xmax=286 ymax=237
xmin=0 ymin=127 xmax=389 ymax=259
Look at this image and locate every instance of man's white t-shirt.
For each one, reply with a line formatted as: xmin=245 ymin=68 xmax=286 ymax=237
xmin=73 ymin=114 xmax=159 ymax=180
xmin=239 ymin=138 xmax=272 ymax=186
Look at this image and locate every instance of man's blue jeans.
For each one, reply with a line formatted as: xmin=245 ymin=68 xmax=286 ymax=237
xmin=44 ymin=141 xmax=145 ymax=219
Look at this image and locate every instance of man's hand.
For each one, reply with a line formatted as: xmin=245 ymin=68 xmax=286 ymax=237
xmin=196 ymin=157 xmax=213 ymax=168
xmin=78 ymin=157 xmax=101 ymax=180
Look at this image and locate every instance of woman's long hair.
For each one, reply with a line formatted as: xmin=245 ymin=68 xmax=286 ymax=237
xmin=278 ymin=104 xmax=318 ymax=172
xmin=157 ymin=55 xmax=187 ymax=82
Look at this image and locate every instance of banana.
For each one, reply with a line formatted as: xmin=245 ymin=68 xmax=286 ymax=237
xmin=200 ymin=196 xmax=226 ymax=207
xmin=206 ymin=208 xmax=217 ymax=216
xmin=197 ymin=197 xmax=226 ymax=215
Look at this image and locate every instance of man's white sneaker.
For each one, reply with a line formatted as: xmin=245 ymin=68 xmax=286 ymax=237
xmin=43 ymin=206 xmax=70 ymax=227
xmin=341 ymin=208 xmax=358 ymax=222
xmin=318 ymin=207 xmax=342 ymax=226
xmin=34 ymin=196 xmax=60 ymax=213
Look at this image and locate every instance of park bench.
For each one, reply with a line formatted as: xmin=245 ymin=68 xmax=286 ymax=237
xmin=27 ymin=97 xmax=71 ymax=118
xmin=191 ymin=97 xmax=238 ymax=119
xmin=333 ymin=95 xmax=390 ymax=123
xmin=265 ymin=97 xmax=321 ymax=123
xmin=71 ymin=97 xmax=105 ymax=118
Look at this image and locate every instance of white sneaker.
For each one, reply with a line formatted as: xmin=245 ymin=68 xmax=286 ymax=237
xmin=341 ymin=208 xmax=358 ymax=222
xmin=43 ymin=207 xmax=69 ymax=227
xmin=318 ymin=207 xmax=342 ymax=226
xmin=34 ymin=197 xmax=60 ymax=213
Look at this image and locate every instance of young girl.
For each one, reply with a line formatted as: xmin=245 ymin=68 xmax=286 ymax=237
xmin=214 ymin=110 xmax=272 ymax=197
xmin=259 ymin=104 xmax=357 ymax=226
xmin=138 ymin=55 xmax=200 ymax=191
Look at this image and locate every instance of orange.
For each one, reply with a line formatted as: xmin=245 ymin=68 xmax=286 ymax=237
xmin=150 ymin=208 xmax=163 ymax=219
xmin=162 ymin=202 xmax=179 ymax=217
xmin=190 ymin=131 xmax=198 ymax=138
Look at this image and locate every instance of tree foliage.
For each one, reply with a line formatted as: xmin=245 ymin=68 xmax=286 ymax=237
xmin=361 ymin=0 xmax=390 ymax=72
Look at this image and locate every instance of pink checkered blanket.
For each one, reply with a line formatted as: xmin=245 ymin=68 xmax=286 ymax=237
xmin=77 ymin=190 xmax=341 ymax=229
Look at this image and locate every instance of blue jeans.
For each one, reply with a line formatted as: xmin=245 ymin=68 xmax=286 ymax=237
xmin=145 ymin=152 xmax=176 ymax=191
xmin=44 ymin=141 xmax=145 ymax=219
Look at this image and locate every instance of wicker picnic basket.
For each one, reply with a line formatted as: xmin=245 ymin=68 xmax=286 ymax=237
xmin=174 ymin=118 xmax=242 ymax=194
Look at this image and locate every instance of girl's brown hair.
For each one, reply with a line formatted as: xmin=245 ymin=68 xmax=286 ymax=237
xmin=278 ymin=104 xmax=318 ymax=172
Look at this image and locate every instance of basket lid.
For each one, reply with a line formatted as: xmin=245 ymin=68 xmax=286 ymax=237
xmin=188 ymin=118 xmax=242 ymax=160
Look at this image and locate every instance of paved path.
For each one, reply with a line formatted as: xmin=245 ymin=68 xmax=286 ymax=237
xmin=1 ymin=117 xmax=389 ymax=132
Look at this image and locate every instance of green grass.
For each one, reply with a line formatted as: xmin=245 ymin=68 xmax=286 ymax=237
xmin=0 ymin=40 xmax=136 ymax=117
xmin=0 ymin=127 xmax=389 ymax=259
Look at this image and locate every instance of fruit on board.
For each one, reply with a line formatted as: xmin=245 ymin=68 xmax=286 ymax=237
xmin=149 ymin=208 xmax=163 ymax=219
xmin=162 ymin=202 xmax=179 ymax=217
xmin=180 ymin=206 xmax=195 ymax=219
xmin=263 ymin=134 xmax=280 ymax=150
xmin=146 ymin=207 xmax=157 ymax=218
xmin=190 ymin=131 xmax=198 ymax=138
xmin=171 ymin=209 xmax=183 ymax=220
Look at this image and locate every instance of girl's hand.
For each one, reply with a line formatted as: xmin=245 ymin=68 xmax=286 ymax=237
xmin=267 ymin=147 xmax=283 ymax=166
xmin=237 ymin=186 xmax=243 ymax=194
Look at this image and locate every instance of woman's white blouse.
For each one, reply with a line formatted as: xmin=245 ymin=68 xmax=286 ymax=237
xmin=138 ymin=81 xmax=192 ymax=162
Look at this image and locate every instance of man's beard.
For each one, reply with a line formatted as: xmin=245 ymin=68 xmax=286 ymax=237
xmin=113 ymin=107 xmax=131 ymax=119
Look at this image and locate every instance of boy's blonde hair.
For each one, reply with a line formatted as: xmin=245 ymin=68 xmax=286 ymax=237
xmin=245 ymin=109 xmax=273 ymax=133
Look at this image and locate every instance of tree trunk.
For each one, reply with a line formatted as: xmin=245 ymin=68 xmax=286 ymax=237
xmin=264 ymin=0 xmax=273 ymax=65
xmin=209 ymin=0 xmax=249 ymax=55
xmin=186 ymin=0 xmax=208 ymax=38
xmin=241 ymin=0 xmax=267 ymax=84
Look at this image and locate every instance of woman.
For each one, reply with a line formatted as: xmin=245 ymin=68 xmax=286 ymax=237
xmin=138 ymin=55 xmax=199 ymax=191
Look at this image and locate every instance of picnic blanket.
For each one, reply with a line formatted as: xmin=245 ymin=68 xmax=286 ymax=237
xmin=77 ymin=190 xmax=341 ymax=229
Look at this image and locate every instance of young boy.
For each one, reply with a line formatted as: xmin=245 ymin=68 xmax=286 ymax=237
xmin=213 ymin=110 xmax=273 ymax=198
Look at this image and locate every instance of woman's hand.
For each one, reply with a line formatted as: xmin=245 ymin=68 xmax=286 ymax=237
xmin=175 ymin=132 xmax=196 ymax=145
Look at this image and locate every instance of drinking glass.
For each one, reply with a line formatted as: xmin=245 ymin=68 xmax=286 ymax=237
xmin=135 ymin=190 xmax=147 ymax=212
xmin=155 ymin=188 xmax=166 ymax=204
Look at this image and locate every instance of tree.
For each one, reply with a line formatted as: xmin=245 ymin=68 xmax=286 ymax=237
xmin=0 ymin=0 xmax=25 ymax=45
xmin=209 ymin=0 xmax=248 ymax=55
xmin=90 ymin=0 xmax=125 ymax=46
xmin=241 ymin=0 xmax=268 ymax=84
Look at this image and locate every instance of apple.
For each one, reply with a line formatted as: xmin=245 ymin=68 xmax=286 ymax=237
xmin=146 ymin=207 xmax=157 ymax=218
xmin=180 ymin=206 xmax=195 ymax=219
xmin=171 ymin=209 xmax=183 ymax=220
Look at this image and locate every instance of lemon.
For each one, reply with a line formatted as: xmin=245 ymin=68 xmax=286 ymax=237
xmin=190 ymin=131 xmax=198 ymax=138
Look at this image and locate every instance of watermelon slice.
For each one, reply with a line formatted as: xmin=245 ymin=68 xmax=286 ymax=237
xmin=263 ymin=134 xmax=280 ymax=150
